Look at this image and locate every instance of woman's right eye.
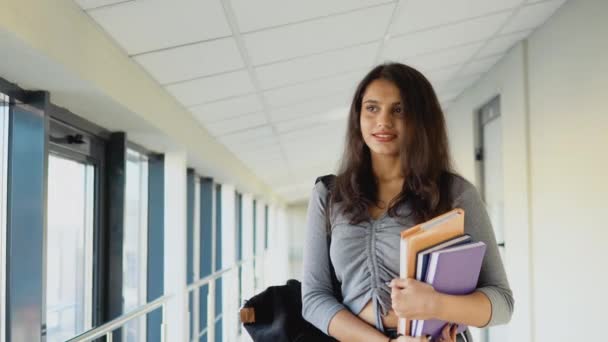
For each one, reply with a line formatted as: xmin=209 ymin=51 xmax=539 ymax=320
xmin=366 ymin=105 xmax=377 ymax=112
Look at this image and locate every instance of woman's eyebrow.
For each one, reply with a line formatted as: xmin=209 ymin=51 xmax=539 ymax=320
xmin=362 ymin=99 xmax=402 ymax=105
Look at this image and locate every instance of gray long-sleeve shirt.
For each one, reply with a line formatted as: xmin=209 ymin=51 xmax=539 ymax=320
xmin=301 ymin=174 xmax=514 ymax=339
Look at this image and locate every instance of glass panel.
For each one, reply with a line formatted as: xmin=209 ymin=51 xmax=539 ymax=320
xmin=123 ymin=149 xmax=149 ymax=342
xmin=0 ymin=93 xmax=10 ymax=342
xmin=46 ymin=155 xmax=94 ymax=342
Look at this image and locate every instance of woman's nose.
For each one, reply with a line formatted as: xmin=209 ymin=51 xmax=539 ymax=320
xmin=377 ymin=110 xmax=394 ymax=128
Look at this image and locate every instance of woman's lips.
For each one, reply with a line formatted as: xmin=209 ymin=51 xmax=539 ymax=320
xmin=372 ymin=133 xmax=397 ymax=142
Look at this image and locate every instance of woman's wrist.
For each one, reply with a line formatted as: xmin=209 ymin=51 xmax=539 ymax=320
xmin=429 ymin=291 xmax=446 ymax=319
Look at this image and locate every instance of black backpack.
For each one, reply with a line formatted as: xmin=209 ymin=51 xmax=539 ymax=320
xmin=240 ymin=175 xmax=340 ymax=342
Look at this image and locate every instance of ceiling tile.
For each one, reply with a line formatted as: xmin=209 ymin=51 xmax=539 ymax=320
xmin=274 ymin=108 xmax=349 ymax=133
xmin=263 ymin=70 xmax=361 ymax=108
xmin=436 ymin=73 xmax=483 ymax=94
xmin=242 ymin=3 xmax=394 ymax=65
xmin=87 ymin=0 xmax=231 ymax=55
xmin=255 ymin=42 xmax=380 ymax=90
xmin=424 ymin=64 xmax=462 ymax=86
xmin=383 ymin=11 xmax=512 ymax=60
xmin=218 ymin=124 xmax=275 ymax=145
xmin=165 ymin=70 xmax=254 ymax=106
xmin=268 ymin=90 xmax=352 ymax=122
xmin=477 ymin=29 xmax=532 ymax=58
xmin=189 ymin=94 xmax=263 ymax=123
xmin=459 ymin=55 xmax=503 ymax=76
xmin=391 ymin=0 xmax=524 ymax=35
xmin=232 ymin=0 xmax=392 ymax=32
xmin=134 ymin=38 xmax=244 ymax=85
xmin=203 ymin=112 xmax=268 ymax=136
xmin=402 ymin=41 xmax=485 ymax=73
xmin=224 ymin=136 xmax=280 ymax=154
xmin=500 ymin=0 xmax=567 ymax=34
xmin=227 ymin=143 xmax=283 ymax=156
xmin=75 ymin=0 xmax=131 ymax=10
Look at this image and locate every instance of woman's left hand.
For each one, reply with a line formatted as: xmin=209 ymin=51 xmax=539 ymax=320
xmin=389 ymin=278 xmax=440 ymax=320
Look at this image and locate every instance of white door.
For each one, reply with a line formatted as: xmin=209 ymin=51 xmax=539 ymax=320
xmin=479 ymin=98 xmax=508 ymax=342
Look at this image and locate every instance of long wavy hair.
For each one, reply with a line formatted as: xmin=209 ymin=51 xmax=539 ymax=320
xmin=331 ymin=62 xmax=457 ymax=225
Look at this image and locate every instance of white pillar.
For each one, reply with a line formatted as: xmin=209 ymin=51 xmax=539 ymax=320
xmin=163 ymin=150 xmax=187 ymax=342
xmin=220 ymin=183 xmax=237 ymax=342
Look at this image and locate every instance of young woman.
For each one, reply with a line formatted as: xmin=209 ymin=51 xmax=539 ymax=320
xmin=301 ymin=63 xmax=514 ymax=342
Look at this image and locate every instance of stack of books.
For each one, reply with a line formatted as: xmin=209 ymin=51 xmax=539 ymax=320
xmin=397 ymin=208 xmax=486 ymax=339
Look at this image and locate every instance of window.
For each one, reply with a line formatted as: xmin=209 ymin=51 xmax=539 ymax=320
xmin=123 ymin=148 xmax=149 ymax=342
xmin=46 ymin=148 xmax=96 ymax=342
xmin=214 ymin=184 xmax=222 ymax=342
xmin=0 ymin=93 xmax=9 ymax=342
xmin=45 ymin=112 xmax=107 ymax=342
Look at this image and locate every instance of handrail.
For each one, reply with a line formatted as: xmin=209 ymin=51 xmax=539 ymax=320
xmin=65 ymin=295 xmax=170 ymax=342
xmin=186 ymin=257 xmax=255 ymax=293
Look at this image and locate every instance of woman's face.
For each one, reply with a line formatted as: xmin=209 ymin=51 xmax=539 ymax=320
xmin=359 ymin=79 xmax=405 ymax=157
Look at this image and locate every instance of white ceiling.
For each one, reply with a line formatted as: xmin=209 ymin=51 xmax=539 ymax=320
xmin=76 ymin=0 xmax=568 ymax=203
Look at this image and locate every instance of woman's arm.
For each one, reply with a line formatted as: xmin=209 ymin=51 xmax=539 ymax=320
xmin=450 ymin=183 xmax=515 ymax=327
xmin=432 ymin=290 xmax=492 ymax=327
xmin=301 ymin=182 xmax=346 ymax=333
xmin=328 ymin=310 xmax=393 ymax=342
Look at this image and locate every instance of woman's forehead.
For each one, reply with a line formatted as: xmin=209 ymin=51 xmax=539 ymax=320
xmin=362 ymin=79 xmax=402 ymax=103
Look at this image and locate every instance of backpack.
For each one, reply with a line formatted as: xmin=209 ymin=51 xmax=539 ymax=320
xmin=240 ymin=175 xmax=339 ymax=342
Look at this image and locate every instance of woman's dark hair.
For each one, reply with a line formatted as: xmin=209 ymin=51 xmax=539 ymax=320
xmin=332 ymin=62 xmax=456 ymax=225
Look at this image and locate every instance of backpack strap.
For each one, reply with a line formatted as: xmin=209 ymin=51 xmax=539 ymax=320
xmin=314 ymin=174 xmax=342 ymax=302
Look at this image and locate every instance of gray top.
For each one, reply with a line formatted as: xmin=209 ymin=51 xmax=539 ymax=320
xmin=301 ymin=175 xmax=514 ymax=338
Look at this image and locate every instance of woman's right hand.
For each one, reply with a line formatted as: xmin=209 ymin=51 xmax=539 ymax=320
xmin=391 ymin=322 xmax=457 ymax=342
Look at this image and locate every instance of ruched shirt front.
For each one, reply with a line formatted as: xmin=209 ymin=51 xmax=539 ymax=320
xmin=301 ymin=175 xmax=514 ymax=338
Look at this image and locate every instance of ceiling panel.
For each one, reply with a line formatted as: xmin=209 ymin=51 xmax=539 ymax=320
xmin=165 ymin=70 xmax=254 ymax=106
xmin=231 ymin=0 xmax=392 ymax=33
xmin=391 ymin=0 xmax=524 ymax=35
xmin=268 ymin=90 xmax=352 ymax=123
xmin=134 ymin=38 xmax=244 ymax=85
xmin=477 ymin=29 xmax=532 ymax=58
xmin=203 ymin=112 xmax=268 ymax=136
xmin=242 ymin=3 xmax=394 ymax=65
xmin=501 ymin=0 xmax=567 ymax=34
xmin=86 ymin=0 xmax=231 ymax=55
xmin=263 ymin=70 xmax=362 ymax=108
xmin=402 ymin=41 xmax=484 ymax=74
xmin=436 ymin=73 xmax=483 ymax=95
xmin=458 ymin=55 xmax=503 ymax=76
xmin=274 ymin=109 xmax=349 ymax=133
xmin=424 ymin=64 xmax=462 ymax=86
xmin=255 ymin=42 xmax=379 ymax=90
xmin=383 ymin=11 xmax=512 ymax=60
xmin=189 ymin=94 xmax=263 ymax=123
xmin=218 ymin=124 xmax=275 ymax=145
xmin=224 ymin=136 xmax=281 ymax=155
xmin=75 ymin=0 xmax=132 ymax=10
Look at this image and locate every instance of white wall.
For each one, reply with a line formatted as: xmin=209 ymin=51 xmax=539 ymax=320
xmin=446 ymin=0 xmax=608 ymax=341
xmin=526 ymin=0 xmax=608 ymax=340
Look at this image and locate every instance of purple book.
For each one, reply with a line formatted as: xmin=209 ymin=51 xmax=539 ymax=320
xmin=413 ymin=241 xmax=487 ymax=339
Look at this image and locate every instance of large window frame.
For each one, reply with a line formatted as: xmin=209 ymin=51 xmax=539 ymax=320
xmin=46 ymin=105 xmax=109 ymax=341
xmin=0 ymin=92 xmax=10 ymax=342
xmin=123 ymin=147 xmax=150 ymax=342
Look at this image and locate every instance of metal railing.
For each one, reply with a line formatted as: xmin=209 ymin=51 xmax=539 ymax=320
xmin=65 ymin=295 xmax=171 ymax=342
xmin=186 ymin=255 xmax=261 ymax=342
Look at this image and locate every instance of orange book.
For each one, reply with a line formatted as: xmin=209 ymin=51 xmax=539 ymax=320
xmin=397 ymin=208 xmax=465 ymax=336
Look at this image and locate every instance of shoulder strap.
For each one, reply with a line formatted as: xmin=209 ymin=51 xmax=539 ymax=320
xmin=314 ymin=174 xmax=342 ymax=302
xmin=315 ymin=174 xmax=336 ymax=235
